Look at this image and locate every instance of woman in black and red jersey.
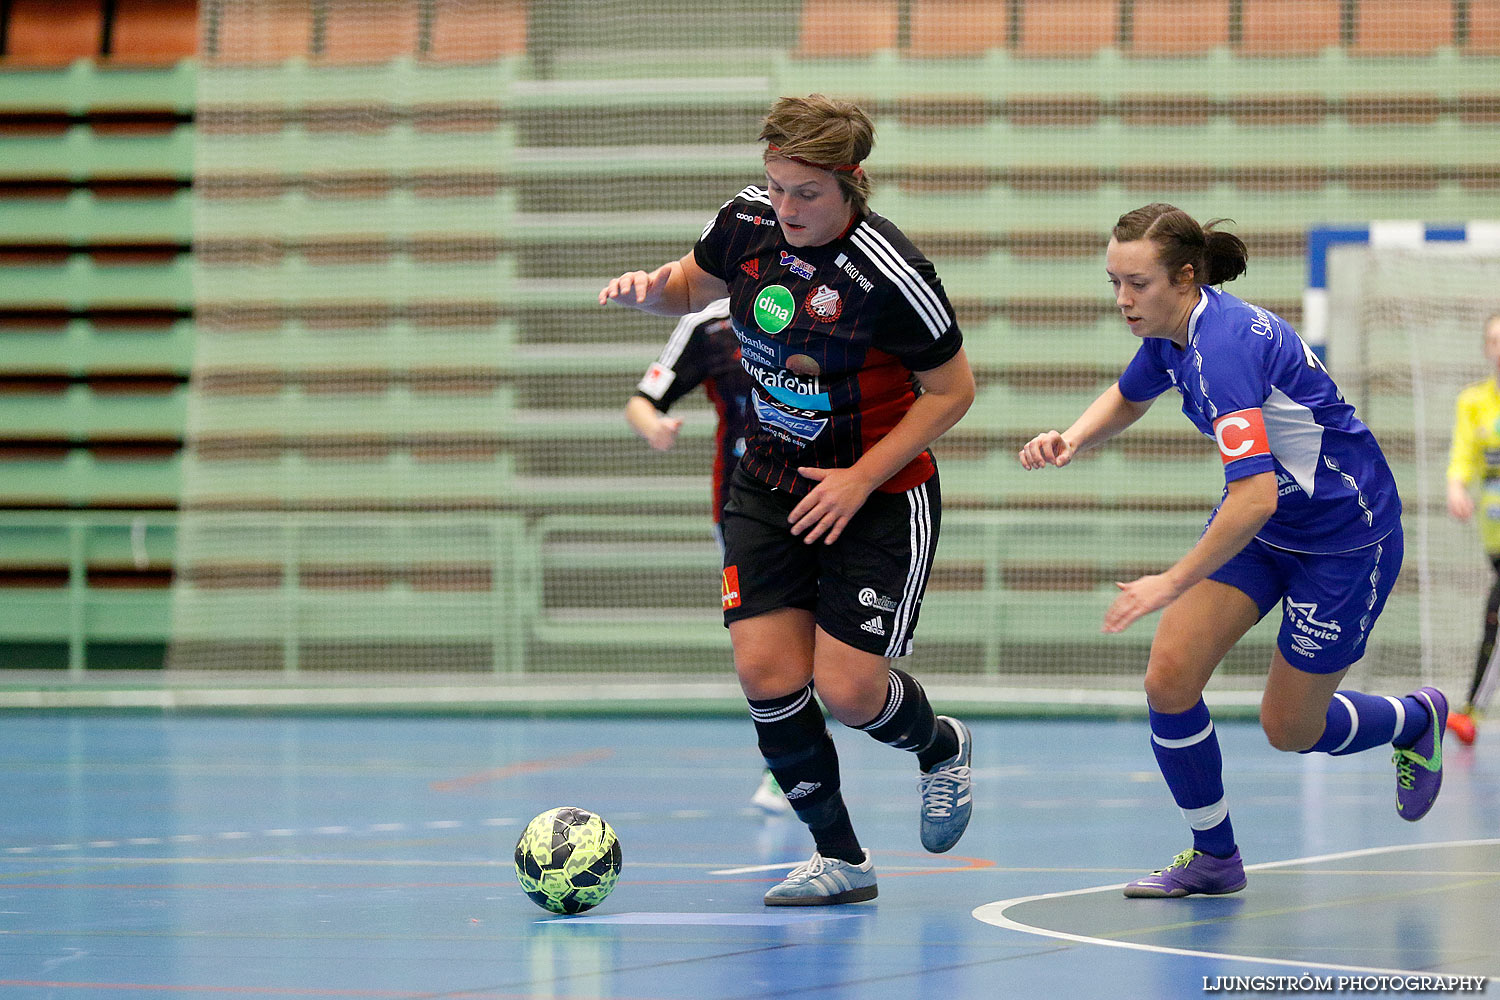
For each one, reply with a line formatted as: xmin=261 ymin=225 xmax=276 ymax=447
xmin=600 ymin=94 xmax=977 ymax=906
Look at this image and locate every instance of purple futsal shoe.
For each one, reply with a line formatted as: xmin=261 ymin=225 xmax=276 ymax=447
xmin=1123 ymin=848 xmax=1247 ymax=899
xmin=1394 ymin=686 xmax=1447 ymax=822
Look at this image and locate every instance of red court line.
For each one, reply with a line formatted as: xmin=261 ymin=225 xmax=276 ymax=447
xmin=429 ymin=747 xmax=614 ymax=793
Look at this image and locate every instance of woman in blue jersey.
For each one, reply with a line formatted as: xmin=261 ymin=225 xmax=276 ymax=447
xmin=600 ymin=95 xmax=976 ymax=907
xmin=1019 ymin=203 xmax=1448 ymax=898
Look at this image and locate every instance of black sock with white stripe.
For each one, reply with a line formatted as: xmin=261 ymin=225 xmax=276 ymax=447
xmin=748 ymin=684 xmax=862 ymax=865
xmin=856 ymin=668 xmax=957 ymax=770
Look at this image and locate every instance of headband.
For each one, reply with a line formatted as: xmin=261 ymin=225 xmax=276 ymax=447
xmin=766 ymin=143 xmax=860 ymax=173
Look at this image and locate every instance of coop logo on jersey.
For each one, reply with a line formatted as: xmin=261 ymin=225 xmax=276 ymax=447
xmin=804 ymin=284 xmax=842 ymax=322
xmin=721 ymin=565 xmax=742 ymax=610
xmin=779 ymin=251 xmax=815 ymax=279
xmin=736 ymin=211 xmax=777 ymax=227
xmin=754 ymin=285 xmax=796 ymax=334
xmin=754 ymin=394 xmax=828 ymax=442
xmin=1212 ymin=408 xmax=1270 ymax=463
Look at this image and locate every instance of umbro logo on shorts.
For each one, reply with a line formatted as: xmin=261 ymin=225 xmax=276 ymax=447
xmin=859 ymin=616 xmax=886 ymax=636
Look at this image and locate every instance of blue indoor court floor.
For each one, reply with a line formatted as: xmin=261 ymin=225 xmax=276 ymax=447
xmin=0 ymin=712 xmax=1496 ymax=999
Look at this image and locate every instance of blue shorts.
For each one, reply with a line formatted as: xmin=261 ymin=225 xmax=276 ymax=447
xmin=1208 ymin=526 xmax=1404 ymax=674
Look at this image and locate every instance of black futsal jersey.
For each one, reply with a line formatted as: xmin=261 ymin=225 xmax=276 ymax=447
xmin=692 ymin=186 xmax=964 ymax=497
xmin=634 ymin=298 xmax=754 ymax=524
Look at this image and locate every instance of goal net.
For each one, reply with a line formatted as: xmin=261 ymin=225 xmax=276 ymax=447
xmin=166 ymin=0 xmax=1500 ymax=708
xmin=1323 ymin=231 xmax=1500 ymax=697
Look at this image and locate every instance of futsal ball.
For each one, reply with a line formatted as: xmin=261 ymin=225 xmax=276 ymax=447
xmin=514 ymin=806 xmax=623 ymax=915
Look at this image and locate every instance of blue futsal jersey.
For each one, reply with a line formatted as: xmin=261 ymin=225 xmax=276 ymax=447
xmin=1117 ymin=286 xmax=1401 ymax=554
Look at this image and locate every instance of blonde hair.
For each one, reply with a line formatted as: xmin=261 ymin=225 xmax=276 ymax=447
xmin=759 ymin=94 xmax=874 ymax=214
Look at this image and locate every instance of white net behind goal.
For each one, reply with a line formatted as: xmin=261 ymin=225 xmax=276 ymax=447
xmin=1326 ymin=243 xmax=1500 ymax=694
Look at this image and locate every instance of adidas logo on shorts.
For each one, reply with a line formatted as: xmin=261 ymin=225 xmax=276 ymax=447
xmin=784 ymin=780 xmax=821 ymax=800
xmin=859 ymin=616 xmax=886 ymax=636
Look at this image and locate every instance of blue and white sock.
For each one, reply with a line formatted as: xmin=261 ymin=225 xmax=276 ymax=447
xmin=1150 ymin=699 xmax=1236 ymax=859
xmin=1303 ymin=690 xmax=1429 ymax=755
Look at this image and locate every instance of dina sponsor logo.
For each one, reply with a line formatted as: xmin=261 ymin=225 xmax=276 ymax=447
xmin=754 ymin=284 xmax=795 ymax=334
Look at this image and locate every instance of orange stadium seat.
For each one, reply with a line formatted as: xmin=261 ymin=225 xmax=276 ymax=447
xmin=1130 ymin=0 xmax=1229 ymax=55
xmin=206 ymin=0 xmax=311 ymax=63
xmin=426 ymin=0 xmax=526 ymax=62
xmin=1351 ymin=0 xmax=1453 ymax=56
xmin=3 ymin=0 xmax=103 ymax=65
xmin=109 ymin=0 xmax=198 ymax=64
xmin=1239 ymin=0 xmax=1341 ymax=56
xmin=797 ymin=0 xmax=898 ymax=57
xmin=1466 ymin=0 xmax=1500 ymax=54
xmin=1016 ymin=0 xmax=1118 ymax=57
xmin=320 ymin=0 xmax=420 ymax=63
xmin=908 ymin=0 xmax=1008 ymax=57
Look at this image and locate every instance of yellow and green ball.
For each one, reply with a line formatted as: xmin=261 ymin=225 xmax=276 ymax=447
xmin=514 ymin=806 xmax=622 ymax=915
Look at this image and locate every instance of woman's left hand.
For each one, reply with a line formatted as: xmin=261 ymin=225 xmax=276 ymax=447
xmin=1103 ymin=573 xmax=1181 ymax=633
xmin=789 ymin=467 xmax=876 ymax=545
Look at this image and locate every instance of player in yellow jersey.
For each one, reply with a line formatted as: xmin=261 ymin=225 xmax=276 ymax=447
xmin=1446 ymin=313 xmax=1500 ymax=745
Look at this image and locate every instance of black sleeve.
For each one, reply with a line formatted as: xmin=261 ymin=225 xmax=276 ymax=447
xmin=863 ymin=217 xmax=964 ymax=372
xmin=635 ymin=323 xmax=711 ymax=413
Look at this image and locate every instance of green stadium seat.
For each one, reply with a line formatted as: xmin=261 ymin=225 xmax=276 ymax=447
xmin=0 ymin=60 xmax=195 ymax=113
xmin=0 ymin=186 xmax=191 ymax=243
xmin=0 ymin=319 xmax=193 ymax=376
xmin=0 ymin=252 xmax=190 ymax=308
xmin=0 ymin=449 xmax=180 ymax=509
xmin=0 ymin=380 xmax=186 ymax=438
xmin=0 ymin=125 xmax=193 ymax=181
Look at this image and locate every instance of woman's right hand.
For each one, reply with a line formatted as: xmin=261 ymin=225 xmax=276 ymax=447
xmin=1019 ymin=430 xmax=1076 ymax=470
xmin=1449 ymin=479 xmax=1476 ymax=521
xmin=599 ymin=263 xmax=675 ymax=309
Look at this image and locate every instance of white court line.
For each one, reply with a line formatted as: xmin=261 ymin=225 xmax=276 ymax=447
xmin=973 ymin=838 xmax=1500 ymax=978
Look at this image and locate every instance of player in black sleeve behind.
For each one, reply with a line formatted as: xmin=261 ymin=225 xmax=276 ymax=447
xmin=624 ymin=297 xmax=790 ymax=814
xmin=601 ymin=94 xmax=977 ymax=906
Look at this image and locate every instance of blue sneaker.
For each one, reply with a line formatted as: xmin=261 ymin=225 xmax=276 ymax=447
xmin=919 ymin=716 xmax=973 ymax=853
xmin=1394 ymin=686 xmax=1447 ymax=822
xmin=763 ymin=850 xmax=877 ymax=906
xmin=1123 ymin=848 xmax=1247 ymax=898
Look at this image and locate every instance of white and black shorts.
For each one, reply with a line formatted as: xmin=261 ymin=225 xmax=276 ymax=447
xmin=719 ymin=466 xmax=940 ymax=658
